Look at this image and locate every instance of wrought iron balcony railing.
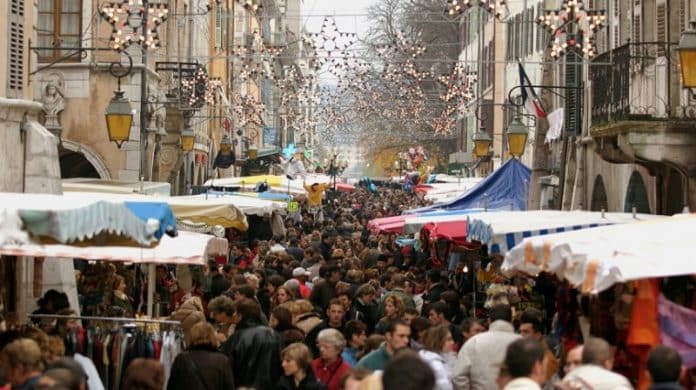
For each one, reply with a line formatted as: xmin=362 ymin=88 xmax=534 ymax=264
xmin=590 ymin=42 xmax=679 ymax=127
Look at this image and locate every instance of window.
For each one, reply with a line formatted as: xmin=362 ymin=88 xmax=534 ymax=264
xmin=37 ymin=0 xmax=82 ymax=62
xmin=7 ymin=0 xmax=24 ymax=97
xmin=657 ymin=3 xmax=666 ymax=56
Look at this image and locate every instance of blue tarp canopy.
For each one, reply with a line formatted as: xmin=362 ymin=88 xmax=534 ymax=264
xmin=407 ymin=158 xmax=531 ymax=214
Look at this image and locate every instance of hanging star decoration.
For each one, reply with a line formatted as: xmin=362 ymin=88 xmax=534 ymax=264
xmin=100 ymin=0 xmax=169 ymax=51
xmin=303 ymin=17 xmax=357 ymax=71
xmin=446 ymin=0 xmax=506 ymax=20
xmin=537 ymin=0 xmax=606 ymax=59
xmin=181 ymin=65 xmax=216 ymax=108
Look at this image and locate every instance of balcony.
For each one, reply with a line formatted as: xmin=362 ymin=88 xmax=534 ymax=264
xmin=589 ymin=43 xmax=696 ymax=173
xmin=590 ymin=42 xmax=686 ymax=131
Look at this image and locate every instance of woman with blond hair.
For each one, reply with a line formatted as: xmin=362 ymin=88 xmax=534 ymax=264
xmin=276 ymin=343 xmax=326 ymax=390
xmin=292 ymin=300 xmax=322 ymax=335
xmin=167 ymin=322 xmax=234 ymax=390
xmin=374 ymin=295 xmax=404 ymax=334
xmin=417 ymin=324 xmax=455 ymax=390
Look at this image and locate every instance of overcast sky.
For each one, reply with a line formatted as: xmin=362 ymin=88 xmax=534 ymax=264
xmin=300 ymin=0 xmax=376 ymax=39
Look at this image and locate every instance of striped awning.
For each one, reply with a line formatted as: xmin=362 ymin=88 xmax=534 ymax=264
xmin=466 ymin=210 xmax=667 ymax=255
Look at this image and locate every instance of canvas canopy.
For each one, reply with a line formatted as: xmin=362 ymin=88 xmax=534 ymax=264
xmin=0 ymin=192 xmax=176 ymax=247
xmin=466 ymin=210 xmax=666 ymax=255
xmin=503 ymin=214 xmax=692 ymax=294
xmin=0 ymin=231 xmax=226 ymax=266
xmin=408 ymin=158 xmax=531 ymax=214
xmin=62 ymin=191 xmax=249 ymax=231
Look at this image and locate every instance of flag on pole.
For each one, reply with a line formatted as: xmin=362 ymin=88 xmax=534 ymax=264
xmin=518 ymin=62 xmax=547 ymax=119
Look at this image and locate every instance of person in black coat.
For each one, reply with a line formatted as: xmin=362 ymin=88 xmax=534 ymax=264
xmin=167 ymin=322 xmax=234 ymax=390
xmin=221 ymin=298 xmax=283 ymax=389
xmin=276 ymin=343 xmax=326 ymax=390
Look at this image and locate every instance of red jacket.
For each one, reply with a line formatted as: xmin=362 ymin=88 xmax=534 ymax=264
xmin=311 ymin=357 xmax=350 ymax=390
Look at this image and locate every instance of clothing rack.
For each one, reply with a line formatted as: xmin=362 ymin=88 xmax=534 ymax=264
xmin=28 ymin=313 xmax=181 ymax=326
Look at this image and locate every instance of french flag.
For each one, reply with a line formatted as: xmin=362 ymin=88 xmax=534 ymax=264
xmin=519 ymin=62 xmax=547 ymax=119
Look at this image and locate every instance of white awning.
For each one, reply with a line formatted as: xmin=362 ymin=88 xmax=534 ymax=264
xmin=503 ymin=214 xmax=696 ymax=294
xmin=466 ymin=210 xmax=667 ymax=254
xmin=0 ymin=231 xmax=226 ymax=265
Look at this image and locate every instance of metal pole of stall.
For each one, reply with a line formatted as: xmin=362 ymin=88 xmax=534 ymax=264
xmin=147 ymin=263 xmax=156 ymax=317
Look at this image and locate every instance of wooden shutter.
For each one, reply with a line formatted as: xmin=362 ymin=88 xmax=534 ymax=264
xmin=7 ymin=0 xmax=24 ymax=97
xmin=657 ymin=3 xmax=666 ymax=56
xmin=565 ymin=51 xmax=582 ymax=135
xmin=215 ymin=6 xmax=224 ymax=50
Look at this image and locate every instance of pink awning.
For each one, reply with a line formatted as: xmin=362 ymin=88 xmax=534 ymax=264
xmin=368 ymin=214 xmax=415 ymax=234
xmin=336 ymin=182 xmax=356 ymax=193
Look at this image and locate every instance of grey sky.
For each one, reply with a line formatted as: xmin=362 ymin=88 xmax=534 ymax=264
xmin=300 ymin=0 xmax=376 ymax=39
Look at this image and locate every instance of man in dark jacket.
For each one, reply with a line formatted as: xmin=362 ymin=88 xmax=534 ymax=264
xmin=221 ymin=298 xmax=282 ymax=389
xmin=286 ymin=237 xmax=305 ymax=262
xmin=350 ymin=283 xmax=379 ymax=333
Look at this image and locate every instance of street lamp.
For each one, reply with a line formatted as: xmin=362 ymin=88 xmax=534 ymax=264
xmin=678 ymin=21 xmax=696 ymax=95
xmin=472 ymin=128 xmax=492 ymax=158
xmin=506 ymin=116 xmax=529 ymax=158
xmin=104 ymin=90 xmax=133 ymax=148
xmin=180 ymin=125 xmax=195 ymax=152
xmin=248 ymin=144 xmax=258 ymax=160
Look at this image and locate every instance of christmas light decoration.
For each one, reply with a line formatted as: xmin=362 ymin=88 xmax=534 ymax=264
xmin=100 ymin=0 xmax=169 ymax=51
xmin=180 ymin=65 xmax=216 ymax=108
xmin=537 ymin=0 xmax=606 ymax=59
xmin=446 ymin=0 xmax=506 ymax=19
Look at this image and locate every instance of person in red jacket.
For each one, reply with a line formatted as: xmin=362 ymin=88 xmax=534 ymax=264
xmin=312 ymin=329 xmax=351 ymax=390
xmin=292 ymin=267 xmax=312 ymax=299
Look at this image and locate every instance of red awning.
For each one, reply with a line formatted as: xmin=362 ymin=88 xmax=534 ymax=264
xmin=421 ymin=220 xmax=470 ymax=246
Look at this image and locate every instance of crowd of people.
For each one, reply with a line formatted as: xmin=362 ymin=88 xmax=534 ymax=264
xmin=0 ymin=183 xmax=691 ymax=390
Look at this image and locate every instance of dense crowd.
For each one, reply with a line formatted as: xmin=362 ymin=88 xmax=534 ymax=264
xmin=0 ymin=184 xmax=689 ymax=390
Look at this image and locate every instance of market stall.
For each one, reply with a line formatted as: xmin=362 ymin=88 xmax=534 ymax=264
xmin=407 ymin=158 xmax=531 ymax=214
xmin=466 ymin=210 xmax=666 ymax=255
xmin=502 ymin=214 xmax=696 ymax=294
xmin=0 ymin=230 xmax=227 ymax=266
xmin=0 ymin=192 xmax=177 ymax=247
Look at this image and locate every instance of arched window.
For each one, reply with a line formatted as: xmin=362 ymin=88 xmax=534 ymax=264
xmin=591 ymin=175 xmax=608 ymax=211
xmin=624 ymin=171 xmax=651 ymax=213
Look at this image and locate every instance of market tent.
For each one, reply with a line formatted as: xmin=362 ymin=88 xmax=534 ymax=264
xmin=62 ymin=179 xmax=171 ymax=196
xmin=466 ymin=210 xmax=667 ymax=255
xmin=503 ymin=214 xmax=694 ymax=294
xmin=402 ymin=208 xmax=488 ymax=234
xmin=0 ymin=231 xmax=226 ymax=266
xmin=62 ymin=191 xmax=249 ymax=231
xmin=0 ymin=192 xmax=177 ymax=247
xmin=421 ymin=220 xmax=469 ymax=246
xmin=205 ymin=174 xmax=334 ymax=196
xmin=406 ymin=158 xmax=531 ymax=214
xmin=176 ymin=194 xmax=286 ymax=216
xmin=420 ymin=179 xmax=483 ymax=203
xmin=368 ymin=214 xmax=415 ymax=233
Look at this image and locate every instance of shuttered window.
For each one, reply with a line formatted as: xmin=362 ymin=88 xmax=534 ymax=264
xmin=37 ymin=0 xmax=82 ymax=63
xmin=657 ymin=3 xmax=666 ymax=56
xmin=7 ymin=0 xmax=24 ymax=97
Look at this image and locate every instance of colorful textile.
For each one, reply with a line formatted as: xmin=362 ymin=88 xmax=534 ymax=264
xmin=658 ymin=293 xmax=696 ymax=368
